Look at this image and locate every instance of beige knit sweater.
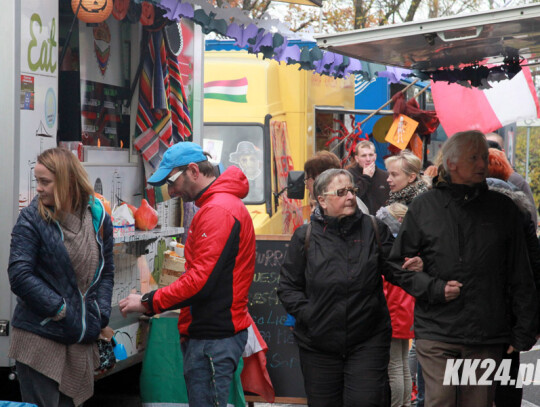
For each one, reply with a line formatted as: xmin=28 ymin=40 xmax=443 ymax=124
xmin=9 ymin=206 xmax=101 ymax=406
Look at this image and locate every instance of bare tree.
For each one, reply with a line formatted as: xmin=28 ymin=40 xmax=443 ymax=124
xmin=211 ymin=0 xmax=537 ymax=34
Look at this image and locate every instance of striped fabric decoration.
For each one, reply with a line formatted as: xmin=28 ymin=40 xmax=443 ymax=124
xmin=135 ymin=31 xmax=192 ymax=145
xmin=136 ymin=32 xmax=168 ymax=135
xmin=168 ymin=53 xmax=192 ymax=143
xmin=134 ymin=113 xmax=172 ymax=170
xmin=134 ymin=30 xmax=193 ymax=205
xmin=204 ymin=77 xmax=248 ymax=103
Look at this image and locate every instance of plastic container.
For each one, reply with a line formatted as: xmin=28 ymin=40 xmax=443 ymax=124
xmin=169 ymin=238 xmax=184 ymax=257
xmin=174 ymin=244 xmax=184 ymax=257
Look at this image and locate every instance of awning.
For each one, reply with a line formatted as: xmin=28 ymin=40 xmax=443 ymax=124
xmin=316 ymin=4 xmax=540 ymax=72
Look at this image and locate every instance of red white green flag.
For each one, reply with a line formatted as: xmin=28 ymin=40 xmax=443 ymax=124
xmin=204 ymin=77 xmax=248 ymax=103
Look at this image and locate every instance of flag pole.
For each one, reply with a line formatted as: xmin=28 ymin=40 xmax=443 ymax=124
xmin=412 ymin=83 xmax=430 ymax=101
xmin=331 ymin=78 xmax=421 ymax=153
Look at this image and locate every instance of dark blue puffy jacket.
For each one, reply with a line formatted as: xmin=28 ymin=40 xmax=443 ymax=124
xmin=8 ymin=196 xmax=115 ymax=344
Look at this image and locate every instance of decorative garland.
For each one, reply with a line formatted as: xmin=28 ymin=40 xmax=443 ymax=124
xmin=416 ymin=57 xmax=524 ymax=89
xmin=115 ymin=0 xmax=521 ymax=87
xmin=119 ymin=0 xmax=367 ymax=78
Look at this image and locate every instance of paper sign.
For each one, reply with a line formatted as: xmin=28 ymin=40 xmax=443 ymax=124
xmin=409 ymin=134 xmax=424 ymax=159
xmin=385 ymin=114 xmax=419 ymax=150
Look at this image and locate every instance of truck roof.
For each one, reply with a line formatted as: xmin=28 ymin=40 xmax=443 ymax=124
xmin=315 ymin=3 xmax=540 ymax=72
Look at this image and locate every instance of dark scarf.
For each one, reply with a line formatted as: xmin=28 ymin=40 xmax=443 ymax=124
xmin=386 ymin=180 xmax=429 ymax=206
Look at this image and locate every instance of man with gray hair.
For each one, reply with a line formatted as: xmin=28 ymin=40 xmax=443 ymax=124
xmin=387 ymin=130 xmax=538 ymax=407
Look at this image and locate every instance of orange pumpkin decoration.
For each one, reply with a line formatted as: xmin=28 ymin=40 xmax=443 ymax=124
xmin=94 ymin=192 xmax=112 ymax=216
xmin=112 ymin=0 xmax=129 ymax=20
xmin=72 ymin=0 xmax=113 ymax=24
xmin=135 ymin=199 xmax=158 ymax=231
xmin=121 ymin=202 xmax=138 ymax=217
xmin=140 ymin=2 xmax=155 ymax=26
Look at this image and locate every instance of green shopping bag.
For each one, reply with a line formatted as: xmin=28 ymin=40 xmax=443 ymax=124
xmin=140 ymin=316 xmax=245 ymax=407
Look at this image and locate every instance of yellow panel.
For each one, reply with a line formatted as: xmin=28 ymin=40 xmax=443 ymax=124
xmin=204 ymin=50 xmax=355 ymax=235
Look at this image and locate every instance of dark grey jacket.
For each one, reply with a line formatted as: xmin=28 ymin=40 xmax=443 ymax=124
xmin=9 ymin=196 xmax=115 ymax=344
xmin=388 ymin=178 xmax=538 ymax=351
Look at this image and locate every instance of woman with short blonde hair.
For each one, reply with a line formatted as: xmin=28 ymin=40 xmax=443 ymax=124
xmin=385 ymin=150 xmax=429 ymax=206
xmin=381 ymin=149 xmax=428 ymax=407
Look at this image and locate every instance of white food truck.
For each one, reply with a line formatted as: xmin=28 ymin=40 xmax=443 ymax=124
xmin=0 ymin=0 xmax=204 ymax=383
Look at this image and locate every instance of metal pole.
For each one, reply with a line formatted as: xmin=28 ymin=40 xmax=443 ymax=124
xmin=526 ymin=126 xmax=531 ymax=182
xmin=59 ymin=0 xmax=82 ymax=69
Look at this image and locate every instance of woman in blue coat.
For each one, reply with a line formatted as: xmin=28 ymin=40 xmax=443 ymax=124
xmin=8 ymin=147 xmax=115 ymax=407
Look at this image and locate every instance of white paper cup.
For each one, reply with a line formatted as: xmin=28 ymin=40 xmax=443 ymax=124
xmin=175 ymin=246 xmax=184 ymax=257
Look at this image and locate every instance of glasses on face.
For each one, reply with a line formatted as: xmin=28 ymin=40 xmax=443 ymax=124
xmin=323 ymin=187 xmax=358 ymax=197
xmin=166 ymin=170 xmax=184 ymax=185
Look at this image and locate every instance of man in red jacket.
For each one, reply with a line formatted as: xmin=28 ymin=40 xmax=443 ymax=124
xmin=120 ymin=142 xmax=256 ymax=406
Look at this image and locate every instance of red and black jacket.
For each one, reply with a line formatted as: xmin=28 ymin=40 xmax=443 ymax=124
xmin=145 ymin=166 xmax=256 ymax=339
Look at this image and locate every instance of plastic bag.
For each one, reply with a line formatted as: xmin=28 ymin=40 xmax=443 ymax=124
xmin=96 ymin=338 xmax=116 ymax=373
xmin=112 ymin=204 xmax=135 ymax=238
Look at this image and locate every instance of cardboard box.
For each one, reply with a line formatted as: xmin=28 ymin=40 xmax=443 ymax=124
xmin=159 ymin=252 xmax=186 ymax=287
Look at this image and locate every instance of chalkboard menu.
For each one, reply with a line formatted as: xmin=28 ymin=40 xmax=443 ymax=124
xmin=248 ymin=236 xmax=306 ymax=399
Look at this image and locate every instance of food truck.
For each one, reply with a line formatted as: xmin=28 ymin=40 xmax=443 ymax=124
xmin=0 ymin=0 xmax=204 ymax=381
xmin=203 ymin=45 xmax=356 ymax=235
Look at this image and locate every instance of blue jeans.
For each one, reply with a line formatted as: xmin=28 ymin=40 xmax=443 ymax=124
xmin=417 ymin=360 xmax=425 ymax=407
xmin=181 ymin=330 xmax=247 ymax=407
xmin=409 ymin=339 xmax=424 ymax=407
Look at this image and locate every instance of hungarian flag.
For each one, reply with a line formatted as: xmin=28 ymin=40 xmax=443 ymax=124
xmin=204 ymin=78 xmax=248 ymax=103
xmin=241 ymin=315 xmax=275 ymax=403
xmin=431 ymin=64 xmax=540 ymax=137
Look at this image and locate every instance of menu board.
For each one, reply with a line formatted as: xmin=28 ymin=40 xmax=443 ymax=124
xmin=249 ymin=236 xmax=306 ymax=399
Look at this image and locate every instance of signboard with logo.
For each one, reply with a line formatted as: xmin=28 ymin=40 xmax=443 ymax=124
xmin=19 ymin=0 xmax=59 ymax=210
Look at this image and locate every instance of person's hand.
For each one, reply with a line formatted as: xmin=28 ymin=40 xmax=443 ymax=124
xmin=118 ymin=293 xmax=146 ymax=317
xmin=99 ymin=326 xmax=114 ymax=341
xmin=444 ymin=281 xmax=462 ymax=302
xmin=507 ymin=345 xmax=515 ymax=354
xmin=402 ymin=256 xmax=423 ymax=272
xmin=424 ymin=165 xmax=438 ymax=178
xmin=363 ymin=162 xmax=376 ymax=178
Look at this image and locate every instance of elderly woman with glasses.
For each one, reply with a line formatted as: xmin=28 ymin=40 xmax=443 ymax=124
xmin=278 ymin=168 xmax=396 ymax=407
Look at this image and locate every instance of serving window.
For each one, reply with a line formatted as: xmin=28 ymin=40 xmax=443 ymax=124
xmin=58 ymin=2 xmax=134 ymax=160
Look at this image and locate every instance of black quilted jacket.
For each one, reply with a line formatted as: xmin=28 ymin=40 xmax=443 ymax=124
xmin=8 ymin=196 xmax=115 ymax=344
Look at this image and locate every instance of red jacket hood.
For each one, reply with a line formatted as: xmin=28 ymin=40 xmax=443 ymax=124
xmin=196 ymin=166 xmax=249 ymax=207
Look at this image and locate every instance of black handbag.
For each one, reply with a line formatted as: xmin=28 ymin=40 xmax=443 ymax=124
xmin=96 ymin=338 xmax=116 ymax=372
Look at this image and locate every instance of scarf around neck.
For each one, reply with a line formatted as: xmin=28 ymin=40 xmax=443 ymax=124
xmin=386 ymin=180 xmax=429 ymax=206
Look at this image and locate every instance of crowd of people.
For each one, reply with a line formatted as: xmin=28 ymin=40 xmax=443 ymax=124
xmin=7 ymin=130 xmax=540 ymax=407
xmin=279 ymin=132 xmax=540 ymax=407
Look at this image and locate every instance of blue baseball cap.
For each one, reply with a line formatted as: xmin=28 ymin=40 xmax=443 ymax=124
xmin=148 ymin=142 xmax=207 ymax=186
